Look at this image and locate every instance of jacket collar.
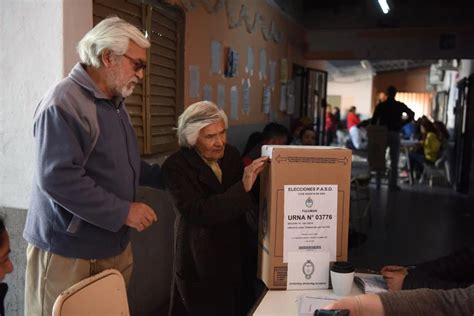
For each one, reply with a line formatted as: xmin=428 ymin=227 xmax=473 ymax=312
xmin=68 ymin=63 xmax=124 ymax=108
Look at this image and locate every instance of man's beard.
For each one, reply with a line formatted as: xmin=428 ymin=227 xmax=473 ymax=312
xmin=118 ymin=79 xmax=137 ymax=98
xmin=106 ymin=69 xmax=138 ymax=98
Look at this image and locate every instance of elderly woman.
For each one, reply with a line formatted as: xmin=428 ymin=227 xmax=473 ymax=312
xmin=162 ymin=101 xmax=267 ymax=316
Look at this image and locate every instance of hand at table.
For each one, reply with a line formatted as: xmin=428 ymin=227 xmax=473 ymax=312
xmin=323 ymin=294 xmax=384 ymax=316
xmin=380 ymin=265 xmax=408 ymax=291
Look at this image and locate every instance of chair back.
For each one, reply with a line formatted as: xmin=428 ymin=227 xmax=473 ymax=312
xmin=52 ymin=269 xmax=129 ymax=316
xmin=436 ymin=141 xmax=452 ymax=184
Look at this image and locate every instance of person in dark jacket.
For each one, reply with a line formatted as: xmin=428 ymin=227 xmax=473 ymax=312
xmin=381 ymin=247 xmax=474 ymax=291
xmin=371 ymin=86 xmax=415 ymax=191
xmin=324 ymin=248 xmax=474 ymax=315
xmin=162 ymin=101 xmax=267 ymax=316
xmin=242 ymin=122 xmax=288 ymax=167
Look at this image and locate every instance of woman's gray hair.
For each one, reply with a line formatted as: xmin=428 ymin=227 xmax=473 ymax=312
xmin=77 ymin=16 xmax=150 ymax=68
xmin=177 ymin=101 xmax=228 ymax=148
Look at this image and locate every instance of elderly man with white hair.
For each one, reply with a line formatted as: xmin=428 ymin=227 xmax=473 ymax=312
xmin=23 ymin=17 xmax=159 ymax=315
xmin=162 ymin=101 xmax=268 ymax=316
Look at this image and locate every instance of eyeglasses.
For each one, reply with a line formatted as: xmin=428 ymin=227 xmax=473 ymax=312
xmin=122 ymin=54 xmax=147 ymax=72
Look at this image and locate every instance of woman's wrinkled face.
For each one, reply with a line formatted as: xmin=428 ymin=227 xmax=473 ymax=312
xmin=195 ymin=120 xmax=227 ymax=161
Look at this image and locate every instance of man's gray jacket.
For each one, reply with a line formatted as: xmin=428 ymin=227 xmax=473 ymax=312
xmin=23 ymin=63 xmax=140 ymax=259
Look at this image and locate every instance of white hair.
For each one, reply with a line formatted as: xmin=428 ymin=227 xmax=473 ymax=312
xmin=177 ymin=101 xmax=228 ymax=148
xmin=77 ymin=16 xmax=150 ymax=68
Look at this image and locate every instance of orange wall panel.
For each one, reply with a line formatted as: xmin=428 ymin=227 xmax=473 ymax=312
xmin=172 ymin=0 xmax=307 ymax=126
xmin=372 ymin=67 xmax=430 ymax=109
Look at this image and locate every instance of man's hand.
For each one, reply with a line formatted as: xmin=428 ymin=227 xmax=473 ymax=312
xmin=381 ymin=265 xmax=408 ymax=291
xmin=242 ymin=156 xmax=269 ymax=192
xmin=126 ymin=202 xmax=157 ymax=232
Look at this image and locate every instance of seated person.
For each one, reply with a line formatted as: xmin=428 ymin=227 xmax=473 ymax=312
xmin=433 ymin=121 xmax=450 ymax=143
xmin=324 ymin=284 xmax=474 ymax=315
xmin=381 ymin=247 xmax=474 ymax=291
xmin=348 ymin=119 xmax=370 ymax=150
xmin=300 ymin=127 xmax=316 ymax=146
xmin=290 ymin=122 xmax=304 ymax=145
xmin=408 ymin=120 xmax=441 ymax=179
xmin=241 ymin=131 xmax=262 ymax=158
xmin=0 ymin=218 xmax=14 ymax=315
xmin=242 ymin=122 xmax=289 ymax=166
xmin=326 ymin=247 xmax=474 ymax=315
xmin=401 ymin=121 xmax=415 ymax=140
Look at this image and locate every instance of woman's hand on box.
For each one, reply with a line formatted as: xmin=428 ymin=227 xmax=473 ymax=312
xmin=242 ymin=156 xmax=268 ymax=192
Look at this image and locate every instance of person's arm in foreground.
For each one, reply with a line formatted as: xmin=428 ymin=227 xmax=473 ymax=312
xmin=324 ymin=284 xmax=474 ymax=316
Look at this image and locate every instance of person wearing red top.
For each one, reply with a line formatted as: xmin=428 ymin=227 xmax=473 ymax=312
xmin=346 ymin=106 xmax=361 ymax=130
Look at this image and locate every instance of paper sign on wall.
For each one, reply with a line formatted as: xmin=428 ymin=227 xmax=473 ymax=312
xmin=280 ymin=58 xmax=288 ymax=83
xmin=269 ymin=60 xmax=276 ymax=90
xmin=259 ymin=48 xmax=267 ymax=80
xmin=203 ymin=84 xmax=212 ymax=101
xmin=279 ymin=84 xmax=287 ymax=111
xmin=246 ymin=46 xmax=254 ymax=76
xmin=189 ymin=65 xmax=200 ymax=98
xmin=211 ymin=41 xmax=222 ymax=75
xmin=230 ymin=85 xmax=238 ymax=120
xmin=262 ymin=85 xmax=271 ymax=114
xmin=217 ymin=84 xmax=225 ymax=109
xmin=283 ymin=185 xmax=338 ymax=262
xmin=242 ymin=79 xmax=251 ymax=114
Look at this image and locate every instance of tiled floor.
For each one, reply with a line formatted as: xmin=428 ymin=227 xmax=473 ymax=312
xmin=348 ymin=181 xmax=474 ymax=271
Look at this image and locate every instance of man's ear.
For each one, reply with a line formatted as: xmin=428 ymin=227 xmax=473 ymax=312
xmin=101 ymin=49 xmax=113 ymax=68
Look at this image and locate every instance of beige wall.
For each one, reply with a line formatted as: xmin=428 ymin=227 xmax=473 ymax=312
xmin=63 ymin=0 xmax=92 ymax=75
xmin=171 ymin=0 xmax=306 ymax=126
xmin=327 ymin=78 xmax=373 ymax=119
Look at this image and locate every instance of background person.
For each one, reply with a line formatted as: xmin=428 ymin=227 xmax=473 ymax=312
xmin=162 ymin=101 xmax=267 ymax=316
xmin=408 ymin=119 xmax=441 ymax=180
xmin=377 ymin=91 xmax=387 ymax=104
xmin=433 ymin=121 xmax=450 ymax=143
xmin=371 ymin=86 xmax=415 ymax=191
xmin=381 ymin=247 xmax=474 ymax=291
xmin=23 ymin=17 xmax=158 ymax=315
xmin=347 ymin=106 xmax=361 ymax=130
xmin=348 ymin=119 xmax=370 ymax=150
xmin=300 ymin=127 xmax=317 ymax=146
xmin=242 ymin=122 xmax=288 ymax=166
xmin=241 ymin=131 xmax=263 ymax=157
xmin=325 ymin=104 xmax=337 ymax=145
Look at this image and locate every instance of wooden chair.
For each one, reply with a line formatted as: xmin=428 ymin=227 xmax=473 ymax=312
xmin=52 ymin=269 xmax=129 ymax=316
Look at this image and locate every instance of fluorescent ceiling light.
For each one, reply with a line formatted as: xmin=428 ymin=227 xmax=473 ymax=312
xmin=378 ymin=0 xmax=390 ymax=14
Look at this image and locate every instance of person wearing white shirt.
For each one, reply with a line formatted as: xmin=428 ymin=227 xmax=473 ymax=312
xmin=349 ymin=120 xmax=370 ymax=150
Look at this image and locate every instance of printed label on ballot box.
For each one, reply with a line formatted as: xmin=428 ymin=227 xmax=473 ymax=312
xmin=283 ymin=184 xmax=337 ymax=262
